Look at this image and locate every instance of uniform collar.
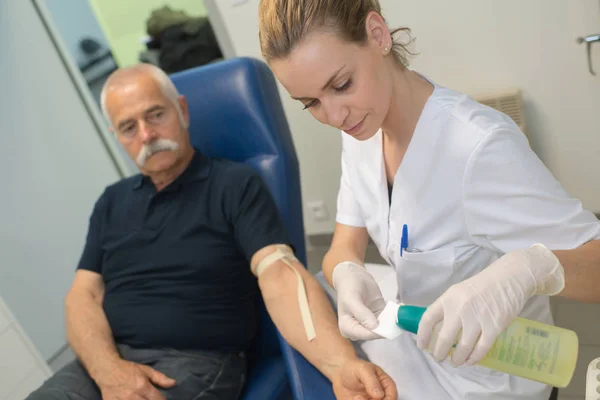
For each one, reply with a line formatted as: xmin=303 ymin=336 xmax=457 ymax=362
xmin=132 ymin=148 xmax=210 ymax=190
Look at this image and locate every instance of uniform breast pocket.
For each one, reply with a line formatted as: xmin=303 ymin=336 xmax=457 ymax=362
xmin=398 ymin=247 xmax=456 ymax=306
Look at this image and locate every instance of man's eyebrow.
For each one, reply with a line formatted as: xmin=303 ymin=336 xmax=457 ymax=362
xmin=144 ymin=105 xmax=165 ymax=114
xmin=116 ymin=105 xmax=166 ymax=129
xmin=291 ymin=65 xmax=347 ymax=101
xmin=117 ymin=118 xmax=135 ymax=131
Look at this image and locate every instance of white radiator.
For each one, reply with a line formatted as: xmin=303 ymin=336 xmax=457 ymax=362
xmin=474 ymin=89 xmax=527 ymax=136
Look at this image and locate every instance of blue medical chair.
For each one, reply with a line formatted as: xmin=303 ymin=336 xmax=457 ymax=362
xmin=170 ymin=57 xmax=335 ymax=400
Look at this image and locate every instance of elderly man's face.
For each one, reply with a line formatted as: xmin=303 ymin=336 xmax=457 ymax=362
xmin=104 ymin=74 xmax=191 ymax=174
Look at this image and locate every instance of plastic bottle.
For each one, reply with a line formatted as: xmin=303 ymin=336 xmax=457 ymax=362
xmin=395 ymin=304 xmax=579 ymax=388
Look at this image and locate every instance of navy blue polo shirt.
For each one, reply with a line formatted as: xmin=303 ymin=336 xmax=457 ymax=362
xmin=76 ymin=149 xmax=291 ymax=352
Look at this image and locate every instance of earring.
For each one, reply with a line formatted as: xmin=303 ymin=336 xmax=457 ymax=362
xmin=383 ymin=45 xmax=390 ymax=54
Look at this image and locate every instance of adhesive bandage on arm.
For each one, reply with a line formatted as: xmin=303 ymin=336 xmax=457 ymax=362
xmin=253 ymin=245 xmax=316 ymax=341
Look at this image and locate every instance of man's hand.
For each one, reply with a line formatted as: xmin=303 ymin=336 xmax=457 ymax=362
xmin=95 ymin=359 xmax=176 ymax=400
xmin=332 ymin=359 xmax=397 ymax=400
xmin=332 ymin=262 xmax=386 ymax=341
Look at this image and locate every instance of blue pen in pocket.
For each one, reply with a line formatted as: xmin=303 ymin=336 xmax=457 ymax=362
xmin=400 ymin=224 xmax=408 ymax=256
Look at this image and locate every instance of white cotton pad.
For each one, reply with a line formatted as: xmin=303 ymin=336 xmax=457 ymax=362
xmin=372 ymin=301 xmax=405 ymax=340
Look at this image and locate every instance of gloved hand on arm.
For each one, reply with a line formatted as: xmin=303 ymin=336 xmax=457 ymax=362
xmin=332 ymin=261 xmax=386 ymax=341
xmin=417 ymin=243 xmax=565 ymax=366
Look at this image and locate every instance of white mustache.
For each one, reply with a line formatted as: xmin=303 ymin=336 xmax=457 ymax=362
xmin=136 ymin=139 xmax=179 ymax=167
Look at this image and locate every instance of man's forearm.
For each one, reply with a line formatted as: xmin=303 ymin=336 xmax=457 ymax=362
xmin=65 ymin=292 xmax=121 ymax=382
xmin=259 ymin=263 xmax=358 ymax=380
xmin=555 ymin=239 xmax=600 ymax=303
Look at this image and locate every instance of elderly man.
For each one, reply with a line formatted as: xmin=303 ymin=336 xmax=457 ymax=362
xmin=26 ymin=63 xmax=396 ymax=400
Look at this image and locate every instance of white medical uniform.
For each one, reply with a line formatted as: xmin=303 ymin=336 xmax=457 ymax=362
xmin=335 ymin=77 xmax=600 ymax=399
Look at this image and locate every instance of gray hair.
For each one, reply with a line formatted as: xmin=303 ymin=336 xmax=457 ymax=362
xmin=100 ymin=64 xmax=183 ymax=125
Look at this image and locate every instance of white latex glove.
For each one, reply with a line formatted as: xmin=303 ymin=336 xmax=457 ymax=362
xmin=417 ymin=243 xmax=565 ymax=366
xmin=332 ymin=262 xmax=386 ymax=341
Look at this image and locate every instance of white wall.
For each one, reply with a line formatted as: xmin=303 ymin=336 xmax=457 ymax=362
xmin=381 ymin=0 xmax=600 ymax=213
xmin=211 ymin=0 xmax=600 ymax=238
xmin=0 ymin=0 xmax=122 ymax=361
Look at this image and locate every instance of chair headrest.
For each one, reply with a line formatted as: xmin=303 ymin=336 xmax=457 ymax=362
xmin=170 ymin=57 xmax=296 ymax=166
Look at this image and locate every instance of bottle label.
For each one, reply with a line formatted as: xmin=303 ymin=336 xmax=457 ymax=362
xmin=427 ymin=317 xmax=575 ymax=386
xmin=489 ymin=324 xmax=558 ymax=374
xmin=481 ymin=317 xmax=578 ymax=387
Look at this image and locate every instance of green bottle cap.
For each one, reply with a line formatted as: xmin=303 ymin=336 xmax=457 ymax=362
xmin=396 ymin=305 xmax=427 ymax=334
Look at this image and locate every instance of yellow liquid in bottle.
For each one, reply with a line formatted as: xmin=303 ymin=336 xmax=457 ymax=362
xmin=429 ymin=317 xmax=578 ymax=388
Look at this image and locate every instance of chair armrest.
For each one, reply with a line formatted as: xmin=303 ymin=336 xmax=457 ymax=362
xmin=241 ymin=356 xmax=292 ymax=400
xmin=278 ymin=334 xmax=336 ymax=400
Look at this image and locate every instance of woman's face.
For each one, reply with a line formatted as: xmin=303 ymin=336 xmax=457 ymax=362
xmin=270 ymin=20 xmax=395 ymax=141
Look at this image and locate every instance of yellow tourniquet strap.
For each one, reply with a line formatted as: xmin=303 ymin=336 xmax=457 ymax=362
xmin=254 ymin=245 xmax=316 ymax=341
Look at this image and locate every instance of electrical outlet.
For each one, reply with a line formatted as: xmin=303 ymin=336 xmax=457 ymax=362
xmin=307 ymin=201 xmax=329 ymax=222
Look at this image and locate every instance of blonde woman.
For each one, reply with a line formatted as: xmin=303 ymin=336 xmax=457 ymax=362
xmin=258 ymin=0 xmax=600 ymax=398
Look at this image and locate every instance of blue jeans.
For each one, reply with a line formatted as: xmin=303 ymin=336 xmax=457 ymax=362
xmin=26 ymin=344 xmax=246 ymax=400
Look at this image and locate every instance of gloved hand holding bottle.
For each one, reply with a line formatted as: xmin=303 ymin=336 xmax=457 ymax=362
xmin=417 ymin=243 xmax=566 ymax=366
xmin=332 ymin=261 xmax=386 ymax=341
